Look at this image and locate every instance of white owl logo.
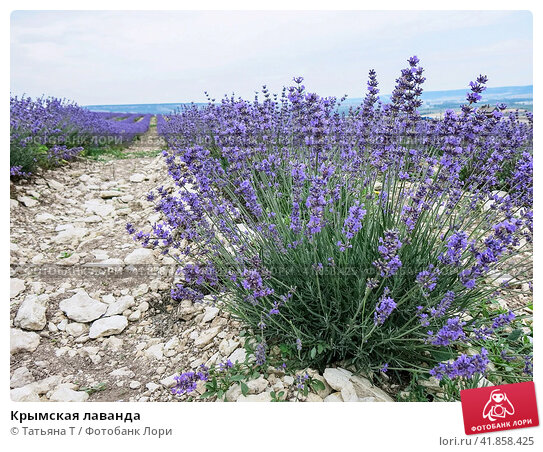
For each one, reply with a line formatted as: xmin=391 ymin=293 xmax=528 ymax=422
xmin=482 ymin=389 xmax=515 ymax=421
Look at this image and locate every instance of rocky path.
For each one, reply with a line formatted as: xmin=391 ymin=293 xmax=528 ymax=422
xmin=9 ymin=124 xmax=248 ymax=402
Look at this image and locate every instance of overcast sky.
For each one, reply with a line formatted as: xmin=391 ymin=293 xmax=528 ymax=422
xmin=10 ymin=10 xmax=532 ymax=105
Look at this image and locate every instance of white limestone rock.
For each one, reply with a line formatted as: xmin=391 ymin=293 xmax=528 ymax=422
xmin=129 ymin=173 xmax=145 ymax=183
xmin=65 ymin=322 xmax=89 ymax=337
xmin=36 ymin=212 xmax=56 ymax=223
xmin=49 ymin=384 xmax=89 ymax=402
xmin=236 ymin=392 xmax=272 ymax=402
xmin=53 ymin=226 xmax=88 ymax=244
xmin=11 ymin=386 xmax=41 ymax=402
xmin=10 ymin=367 xmax=34 ymax=389
xmin=323 ymin=368 xmax=353 ymax=392
xmin=105 ymin=295 xmax=135 ymax=316
xmin=17 ymin=195 xmax=39 ymax=207
xmin=10 ymin=278 xmax=26 ymax=298
xmin=228 ymin=348 xmax=248 ymax=364
xmin=159 ymin=374 xmax=177 ymax=388
xmin=59 ymin=290 xmax=107 ymax=323
xmin=219 ymin=338 xmax=239 ymax=356
xmin=324 ymin=392 xmax=344 ymax=402
xmin=306 ymin=393 xmax=324 ymax=402
xmin=246 ymin=377 xmax=269 ymax=394
xmin=89 ymin=315 xmax=128 ymax=338
xmin=14 ymin=295 xmax=47 ymax=331
xmin=110 ymin=367 xmax=135 ymax=378
xmin=10 ymin=328 xmax=40 ymax=354
xmin=350 ymin=375 xmax=394 ymax=402
xmin=145 ymin=343 xmax=164 ymax=360
xmin=194 ymin=327 xmax=220 ymax=347
xmin=124 ymin=248 xmax=155 ymax=265
xmin=201 ymin=306 xmax=220 ymax=323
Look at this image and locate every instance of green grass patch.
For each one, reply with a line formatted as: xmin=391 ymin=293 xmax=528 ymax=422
xmin=80 ymin=145 xmax=127 ymax=161
xmin=80 ymin=382 xmax=108 ymax=395
xmin=80 ymin=146 xmax=162 ymax=161
xmin=127 ymin=149 xmax=162 ymax=158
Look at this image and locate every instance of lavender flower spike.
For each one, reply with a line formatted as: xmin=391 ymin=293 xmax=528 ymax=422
xmin=374 ymin=290 xmax=397 ymax=325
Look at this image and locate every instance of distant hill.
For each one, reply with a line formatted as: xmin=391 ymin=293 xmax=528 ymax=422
xmin=84 ymin=102 xmax=207 ymax=114
xmin=84 ymin=85 xmax=532 ymax=115
xmin=339 ymin=85 xmax=532 ymax=114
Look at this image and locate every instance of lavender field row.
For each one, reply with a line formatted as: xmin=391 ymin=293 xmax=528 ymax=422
xmin=10 ymin=96 xmax=151 ymax=177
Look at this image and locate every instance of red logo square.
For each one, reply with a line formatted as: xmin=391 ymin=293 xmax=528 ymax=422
xmin=460 ymin=382 xmax=539 ymax=435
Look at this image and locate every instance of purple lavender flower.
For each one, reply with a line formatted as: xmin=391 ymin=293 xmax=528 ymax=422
xmin=473 ymin=326 xmax=494 ymax=340
xmin=171 ymin=365 xmax=209 ymax=395
xmin=523 ymin=355 xmax=533 ymax=376
xmin=295 ymin=373 xmax=310 ymax=390
xmin=417 ymin=306 xmax=430 ymax=327
xmin=416 ymin=265 xmax=440 ymax=296
xmin=268 ymin=303 xmax=280 ymax=316
xmin=241 ymin=269 xmax=274 ymax=299
xmin=374 ymin=290 xmax=397 ymax=325
xmin=183 ymin=263 xmax=218 ymax=286
xmin=429 ymin=291 xmax=455 ymax=318
xmin=289 ymin=163 xmax=307 ymax=234
xmin=337 ymin=240 xmax=351 ymax=252
xmin=236 ymin=179 xmax=263 ymax=218
xmin=428 ymin=317 xmax=466 ymax=346
xmin=342 ymin=201 xmax=367 ymax=240
xmin=492 ymin=311 xmax=515 ymax=329
xmin=361 ymin=69 xmax=380 ymax=118
xmin=500 ymin=350 xmax=516 ymax=363
xmin=439 ymin=231 xmax=468 ymax=266
xmin=255 ymin=341 xmax=267 ymax=366
xmin=218 ymin=360 xmax=234 ymax=371
xmin=430 ymin=348 xmax=489 ymax=380
xmin=304 ymin=164 xmax=335 ymax=237
xmin=466 ymin=76 xmax=487 ymax=105
xmin=312 ymin=262 xmax=324 ymax=273
xmin=10 ymin=166 xmax=29 ymax=177
xmin=373 ymin=229 xmax=403 ymax=277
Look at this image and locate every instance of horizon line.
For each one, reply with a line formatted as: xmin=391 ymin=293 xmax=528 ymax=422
xmin=82 ymin=84 xmax=533 ymax=108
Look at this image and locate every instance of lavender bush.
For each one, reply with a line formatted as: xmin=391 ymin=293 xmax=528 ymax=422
xmin=10 ymin=95 xmax=151 ymax=176
xmin=136 ymin=57 xmax=532 ymax=393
